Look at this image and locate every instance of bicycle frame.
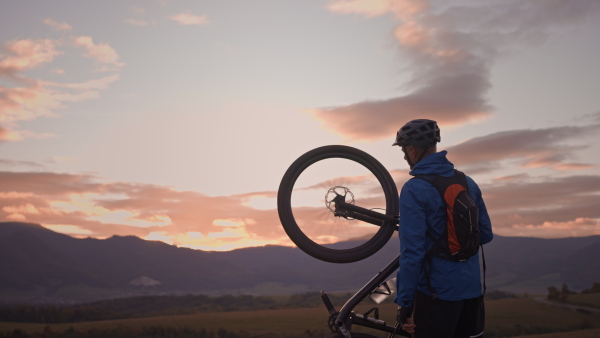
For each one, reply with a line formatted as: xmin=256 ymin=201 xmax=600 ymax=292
xmin=320 ymin=253 xmax=410 ymax=337
xmin=320 ymin=199 xmax=409 ymax=337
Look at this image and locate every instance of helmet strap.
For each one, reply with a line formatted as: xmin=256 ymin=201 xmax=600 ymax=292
xmin=401 ymin=147 xmax=414 ymax=169
xmin=404 ymin=146 xmax=430 ymax=170
xmin=415 ymin=146 xmax=430 ymax=165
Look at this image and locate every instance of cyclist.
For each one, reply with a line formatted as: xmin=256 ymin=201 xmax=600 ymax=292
xmin=392 ymin=119 xmax=493 ymax=337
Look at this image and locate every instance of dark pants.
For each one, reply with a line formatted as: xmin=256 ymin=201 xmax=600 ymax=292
xmin=412 ymin=291 xmax=485 ymax=338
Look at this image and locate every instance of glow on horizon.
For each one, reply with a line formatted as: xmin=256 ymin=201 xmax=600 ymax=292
xmin=1 ymin=1 xmax=600 ymax=251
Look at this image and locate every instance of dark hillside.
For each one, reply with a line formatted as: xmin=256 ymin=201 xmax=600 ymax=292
xmin=2 ymin=221 xmax=600 ymax=303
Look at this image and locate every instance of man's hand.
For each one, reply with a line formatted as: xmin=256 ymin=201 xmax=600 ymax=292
xmin=397 ymin=306 xmax=415 ymax=334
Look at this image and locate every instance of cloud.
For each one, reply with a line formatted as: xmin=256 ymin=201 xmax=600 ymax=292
xmin=506 ymin=218 xmax=600 ymax=238
xmin=0 ymin=84 xmax=60 ymax=125
xmin=313 ymin=0 xmax=600 ymax=142
xmin=0 ymin=171 xmax=288 ymax=251
xmin=73 ymin=36 xmax=125 ymax=71
xmin=0 ymin=158 xmax=44 ymax=170
xmin=125 ymin=6 xmax=158 ymax=27
xmin=131 ymin=6 xmax=146 ymax=16
xmin=482 ymin=175 xmax=600 ymax=238
xmin=1 ymin=165 xmax=599 ymax=248
xmin=447 ymin=124 xmax=598 ymax=173
xmin=0 ymin=75 xmax=118 ymax=140
xmin=169 ymin=13 xmax=210 ymax=26
xmin=0 ymin=25 xmax=122 ymax=141
xmin=0 ymin=39 xmax=61 ymax=79
xmin=125 ymin=18 xmax=150 ymax=27
xmin=43 ymin=73 xmax=120 ymax=91
xmin=43 ymin=18 xmax=72 ymax=32
xmin=328 ymin=0 xmax=425 ymax=19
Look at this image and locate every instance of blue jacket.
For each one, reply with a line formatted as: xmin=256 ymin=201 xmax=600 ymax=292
xmin=395 ymin=151 xmax=493 ymax=307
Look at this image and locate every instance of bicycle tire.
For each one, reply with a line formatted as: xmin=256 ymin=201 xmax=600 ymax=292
xmin=278 ymin=145 xmax=398 ymax=263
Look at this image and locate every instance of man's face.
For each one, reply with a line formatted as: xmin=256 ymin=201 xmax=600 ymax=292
xmin=401 ymin=145 xmax=411 ymax=160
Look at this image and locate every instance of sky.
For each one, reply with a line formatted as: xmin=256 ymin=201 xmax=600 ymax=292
xmin=1 ymin=0 xmax=600 ymax=251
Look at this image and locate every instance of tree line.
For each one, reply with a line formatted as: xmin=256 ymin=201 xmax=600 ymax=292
xmin=0 ymin=292 xmax=354 ymax=324
xmin=0 ymin=294 xmax=276 ymax=323
xmin=0 ymin=326 xmax=327 ymax=338
xmin=547 ymin=281 xmax=600 ymax=302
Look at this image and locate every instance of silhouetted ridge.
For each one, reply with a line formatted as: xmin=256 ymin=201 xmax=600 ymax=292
xmin=1 ymin=221 xmax=600 ymax=304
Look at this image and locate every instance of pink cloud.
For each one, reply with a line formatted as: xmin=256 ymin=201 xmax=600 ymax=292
xmin=43 ymin=74 xmax=120 ymax=91
xmin=169 ymin=13 xmax=210 ymax=26
xmin=0 ymin=84 xmax=59 ymax=124
xmin=0 ymin=75 xmax=117 ymax=140
xmin=313 ymin=0 xmax=600 ymax=142
xmin=328 ymin=0 xmax=395 ymax=17
xmin=1 ymin=30 xmax=122 ymax=141
xmin=43 ymin=18 xmax=72 ymax=32
xmin=0 ymin=39 xmax=61 ymax=78
xmin=505 ymin=218 xmax=600 ymax=238
xmin=447 ymin=124 xmax=598 ymax=173
xmin=73 ymin=36 xmax=125 ymax=71
xmin=0 ymin=171 xmax=288 ymax=250
xmin=482 ymin=175 xmax=600 ymax=237
xmin=1 ymin=167 xmax=599 ymax=248
xmin=125 ymin=18 xmax=150 ymax=27
xmin=328 ymin=0 xmax=426 ymax=19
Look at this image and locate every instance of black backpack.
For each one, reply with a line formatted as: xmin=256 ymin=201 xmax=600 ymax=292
xmin=412 ymin=170 xmax=480 ymax=262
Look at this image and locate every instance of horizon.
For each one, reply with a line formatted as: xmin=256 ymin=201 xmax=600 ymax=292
xmin=1 ymin=1 xmax=600 ymax=251
xmin=3 ymin=220 xmax=600 ymax=254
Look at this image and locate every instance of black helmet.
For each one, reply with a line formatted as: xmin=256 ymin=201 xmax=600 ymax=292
xmin=392 ymin=119 xmax=440 ymax=147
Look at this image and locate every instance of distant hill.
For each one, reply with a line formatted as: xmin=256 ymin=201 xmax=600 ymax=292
xmin=1 ymin=221 xmax=600 ymax=304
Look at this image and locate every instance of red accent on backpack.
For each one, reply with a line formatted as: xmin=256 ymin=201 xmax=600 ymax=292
xmin=444 ymin=183 xmax=467 ymax=255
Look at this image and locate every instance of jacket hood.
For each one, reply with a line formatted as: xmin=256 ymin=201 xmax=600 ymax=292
xmin=409 ymin=150 xmax=455 ymax=176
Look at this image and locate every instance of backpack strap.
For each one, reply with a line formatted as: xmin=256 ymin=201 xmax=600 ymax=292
xmin=481 ymin=244 xmax=487 ymax=295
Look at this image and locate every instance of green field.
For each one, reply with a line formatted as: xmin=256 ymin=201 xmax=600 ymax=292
xmin=1 ymin=297 xmax=600 ymax=337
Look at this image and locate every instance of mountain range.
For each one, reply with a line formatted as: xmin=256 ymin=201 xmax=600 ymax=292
xmin=1 ymin=221 xmax=599 ymax=304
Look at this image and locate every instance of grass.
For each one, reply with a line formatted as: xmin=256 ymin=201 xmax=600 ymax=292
xmin=564 ymin=293 xmax=600 ymax=309
xmin=518 ymin=329 xmax=600 ymax=338
xmin=1 ymin=297 xmax=600 ymax=337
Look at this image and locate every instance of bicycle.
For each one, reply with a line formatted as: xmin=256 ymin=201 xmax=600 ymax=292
xmin=277 ymin=145 xmax=410 ymax=338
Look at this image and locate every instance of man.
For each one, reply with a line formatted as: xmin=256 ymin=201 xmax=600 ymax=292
xmin=393 ymin=119 xmax=493 ymax=338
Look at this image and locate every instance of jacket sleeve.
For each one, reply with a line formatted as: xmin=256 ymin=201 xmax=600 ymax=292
xmin=467 ymin=177 xmax=493 ymax=245
xmin=395 ymin=181 xmax=428 ymax=307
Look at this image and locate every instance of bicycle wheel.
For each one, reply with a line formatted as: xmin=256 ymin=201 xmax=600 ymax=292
xmin=278 ymin=145 xmax=398 ymax=263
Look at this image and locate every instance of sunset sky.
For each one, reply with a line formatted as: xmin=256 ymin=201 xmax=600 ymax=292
xmin=1 ymin=0 xmax=600 ymax=251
